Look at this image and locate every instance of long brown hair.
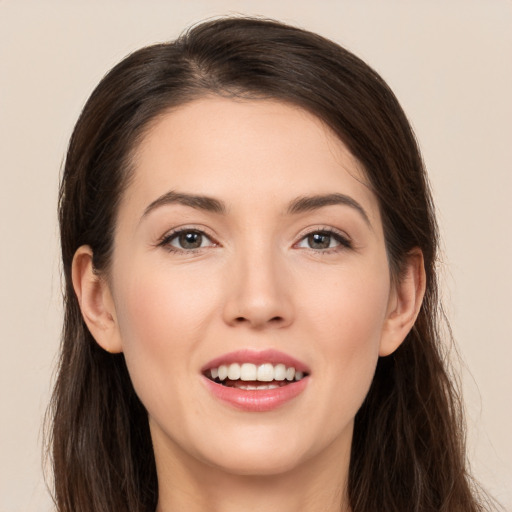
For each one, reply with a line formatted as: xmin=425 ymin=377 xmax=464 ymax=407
xmin=49 ymin=16 xmax=494 ymax=512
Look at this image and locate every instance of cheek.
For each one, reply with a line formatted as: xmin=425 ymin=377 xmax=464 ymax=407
xmin=306 ymin=260 xmax=391 ymax=350
xmin=110 ymin=260 xmax=220 ymax=400
xmin=115 ymin=257 xmax=217 ymax=338
xmin=304 ymin=263 xmax=390 ymax=416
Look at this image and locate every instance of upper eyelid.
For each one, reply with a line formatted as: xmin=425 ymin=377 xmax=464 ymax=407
xmin=159 ymin=225 xmax=217 ymax=242
xmin=169 ymin=229 xmax=213 ymax=243
xmin=295 ymin=226 xmax=351 ymax=241
xmin=157 ymin=228 xmax=218 ymax=255
xmin=294 ymin=227 xmax=353 ymax=250
xmin=156 ymin=225 xmax=352 ymax=248
xmin=155 ymin=228 xmax=218 ymax=254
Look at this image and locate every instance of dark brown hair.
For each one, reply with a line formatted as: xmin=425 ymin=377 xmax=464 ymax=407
xmin=49 ymin=16 xmax=493 ymax=512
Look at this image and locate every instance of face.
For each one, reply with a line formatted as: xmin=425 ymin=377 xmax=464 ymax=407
xmin=105 ymin=97 xmax=399 ymax=477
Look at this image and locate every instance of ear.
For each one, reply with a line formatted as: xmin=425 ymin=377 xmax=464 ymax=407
xmin=379 ymin=248 xmax=426 ymax=357
xmin=71 ymin=245 xmax=123 ymax=353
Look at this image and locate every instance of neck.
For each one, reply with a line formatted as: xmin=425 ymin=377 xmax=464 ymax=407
xmin=154 ymin=432 xmax=352 ymax=512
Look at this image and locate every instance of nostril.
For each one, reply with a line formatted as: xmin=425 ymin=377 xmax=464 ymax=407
xmin=233 ymin=315 xmax=284 ymax=325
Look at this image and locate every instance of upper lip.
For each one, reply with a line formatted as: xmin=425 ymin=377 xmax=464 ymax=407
xmin=201 ymin=349 xmax=310 ymax=374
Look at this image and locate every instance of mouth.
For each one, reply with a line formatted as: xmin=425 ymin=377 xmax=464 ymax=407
xmin=204 ymin=362 xmax=307 ymax=390
xmin=201 ymin=350 xmax=310 ymax=411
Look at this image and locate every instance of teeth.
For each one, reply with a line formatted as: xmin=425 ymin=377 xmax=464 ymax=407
xmin=218 ymin=365 xmax=228 ymax=381
xmin=240 ymin=363 xmax=257 ymax=381
xmin=274 ymin=364 xmax=286 ymax=381
xmin=237 ymin=384 xmax=280 ymax=390
xmin=227 ymin=363 xmax=241 ymax=380
xmin=209 ymin=363 xmax=306 ymax=383
xmin=257 ymin=363 xmax=274 ymax=382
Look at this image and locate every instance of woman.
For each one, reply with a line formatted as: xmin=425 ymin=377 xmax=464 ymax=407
xmin=49 ymin=16 xmax=494 ymax=512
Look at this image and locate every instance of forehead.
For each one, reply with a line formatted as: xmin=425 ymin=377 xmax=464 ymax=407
xmin=124 ymin=97 xmax=378 ymax=220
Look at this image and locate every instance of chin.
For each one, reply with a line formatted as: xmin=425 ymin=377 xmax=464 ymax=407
xmin=190 ymin=422 xmax=331 ymax=478
xmin=203 ymin=446 xmax=308 ymax=477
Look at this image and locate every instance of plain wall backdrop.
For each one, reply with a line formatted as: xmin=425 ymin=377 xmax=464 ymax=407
xmin=1 ymin=1 xmax=511 ymax=510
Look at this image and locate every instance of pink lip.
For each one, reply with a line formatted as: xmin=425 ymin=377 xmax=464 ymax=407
xmin=202 ymin=375 xmax=309 ymax=412
xmin=201 ymin=349 xmax=310 ymax=412
xmin=201 ymin=349 xmax=310 ymax=373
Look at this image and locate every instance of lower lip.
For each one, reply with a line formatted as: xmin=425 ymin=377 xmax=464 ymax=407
xmin=202 ymin=376 xmax=308 ymax=412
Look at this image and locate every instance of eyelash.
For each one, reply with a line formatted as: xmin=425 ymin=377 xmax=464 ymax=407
xmin=157 ymin=227 xmax=218 ymax=253
xmin=295 ymin=227 xmax=352 ymax=253
xmin=157 ymin=227 xmax=352 ymax=254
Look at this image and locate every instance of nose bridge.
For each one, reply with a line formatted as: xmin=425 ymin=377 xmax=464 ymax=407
xmin=223 ymin=235 xmax=292 ymax=328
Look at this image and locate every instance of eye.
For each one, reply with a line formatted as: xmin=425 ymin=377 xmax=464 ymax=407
xmin=296 ymin=230 xmax=351 ymax=250
xmin=160 ymin=229 xmax=216 ymax=251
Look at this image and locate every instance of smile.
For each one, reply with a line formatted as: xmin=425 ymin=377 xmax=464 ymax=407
xmin=201 ymin=350 xmax=310 ymax=411
xmin=206 ymin=363 xmax=306 ymax=389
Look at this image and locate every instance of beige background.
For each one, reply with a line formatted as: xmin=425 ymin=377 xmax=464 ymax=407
xmin=1 ymin=1 xmax=511 ymax=510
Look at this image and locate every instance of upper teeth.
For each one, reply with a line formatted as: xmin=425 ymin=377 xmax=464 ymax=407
xmin=210 ymin=363 xmax=304 ymax=382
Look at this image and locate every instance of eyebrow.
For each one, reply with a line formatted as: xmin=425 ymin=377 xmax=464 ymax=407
xmin=287 ymin=193 xmax=371 ymax=227
xmin=142 ymin=191 xmax=226 ymax=219
xmin=141 ymin=190 xmax=371 ymax=227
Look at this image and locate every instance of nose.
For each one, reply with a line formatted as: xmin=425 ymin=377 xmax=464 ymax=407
xmin=222 ymin=246 xmax=293 ymax=330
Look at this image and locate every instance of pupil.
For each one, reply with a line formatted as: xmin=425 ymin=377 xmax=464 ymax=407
xmin=179 ymin=232 xmax=202 ymax=249
xmin=309 ymin=233 xmax=330 ymax=249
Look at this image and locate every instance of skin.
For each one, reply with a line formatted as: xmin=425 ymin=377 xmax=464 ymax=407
xmin=73 ymin=97 xmax=425 ymax=512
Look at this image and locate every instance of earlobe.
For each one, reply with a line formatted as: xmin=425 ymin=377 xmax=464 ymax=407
xmin=71 ymin=245 xmax=123 ymax=353
xmin=379 ymin=248 xmax=426 ymax=357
